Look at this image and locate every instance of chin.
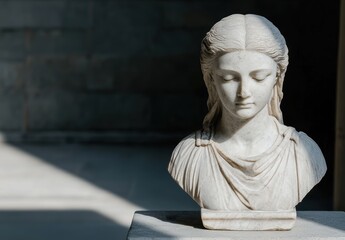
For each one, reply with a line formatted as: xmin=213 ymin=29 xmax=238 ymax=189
xmin=236 ymin=115 xmax=256 ymax=121
xmin=232 ymin=109 xmax=258 ymax=120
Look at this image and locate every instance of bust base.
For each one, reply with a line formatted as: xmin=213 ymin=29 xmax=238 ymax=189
xmin=201 ymin=208 xmax=296 ymax=230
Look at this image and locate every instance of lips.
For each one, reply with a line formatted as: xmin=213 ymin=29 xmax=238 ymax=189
xmin=235 ymin=102 xmax=254 ymax=108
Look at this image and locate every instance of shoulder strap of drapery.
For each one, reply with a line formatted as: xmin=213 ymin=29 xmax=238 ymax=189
xmin=273 ymin=116 xmax=298 ymax=142
xmin=291 ymin=130 xmax=302 ymax=202
xmin=195 ymin=129 xmax=213 ymax=147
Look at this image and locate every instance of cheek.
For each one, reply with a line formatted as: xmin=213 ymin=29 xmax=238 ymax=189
xmin=256 ymin=81 xmax=275 ymax=102
xmin=217 ymin=84 xmax=236 ymax=105
xmin=218 ymin=83 xmax=238 ymax=102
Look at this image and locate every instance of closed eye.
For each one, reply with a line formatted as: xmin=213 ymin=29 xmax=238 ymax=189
xmin=223 ymin=74 xmax=237 ymax=81
xmin=214 ymin=69 xmax=240 ymax=82
xmin=250 ymin=69 xmax=272 ymax=81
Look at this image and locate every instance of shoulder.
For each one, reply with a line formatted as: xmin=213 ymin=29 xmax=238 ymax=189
xmin=276 ymin=122 xmax=326 ymax=172
xmin=170 ymin=133 xmax=197 ymax=164
xmin=295 ymin=131 xmax=327 ymax=176
xmin=275 ymin=119 xmax=327 ymax=200
xmin=168 ymin=131 xmax=211 ymax=198
xmin=169 ymin=130 xmax=212 ymax=168
xmin=168 ymin=131 xmax=204 ymax=177
xmin=293 ymin=131 xmax=327 ymax=200
xmin=276 ymin=121 xmax=327 ymax=201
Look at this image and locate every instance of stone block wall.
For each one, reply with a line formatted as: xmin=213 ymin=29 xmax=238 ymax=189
xmin=0 ymin=0 xmax=339 ymax=140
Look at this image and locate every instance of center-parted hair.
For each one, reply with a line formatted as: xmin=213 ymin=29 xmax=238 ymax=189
xmin=200 ymin=14 xmax=289 ymax=131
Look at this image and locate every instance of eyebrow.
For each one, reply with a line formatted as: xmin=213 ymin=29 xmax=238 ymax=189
xmin=249 ymin=69 xmax=273 ymax=75
xmin=215 ymin=68 xmax=273 ymax=75
xmin=214 ymin=69 xmax=239 ymax=75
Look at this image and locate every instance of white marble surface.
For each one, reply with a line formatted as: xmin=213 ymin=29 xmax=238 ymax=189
xmin=168 ymin=14 xmax=327 ymax=230
xmin=127 ymin=211 xmax=345 ymax=239
xmin=201 ymin=208 xmax=296 ymax=230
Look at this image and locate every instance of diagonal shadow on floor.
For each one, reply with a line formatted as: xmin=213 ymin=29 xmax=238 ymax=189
xmin=0 ymin=142 xmax=199 ymax=239
xmin=9 ymin=142 xmax=199 ymax=211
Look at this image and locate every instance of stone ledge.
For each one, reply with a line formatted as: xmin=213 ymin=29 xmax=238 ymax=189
xmin=127 ymin=211 xmax=345 ymax=240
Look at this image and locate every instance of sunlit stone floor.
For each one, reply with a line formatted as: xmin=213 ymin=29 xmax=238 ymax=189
xmin=0 ymin=143 xmax=198 ymax=240
xmin=0 ymin=142 xmax=331 ymax=240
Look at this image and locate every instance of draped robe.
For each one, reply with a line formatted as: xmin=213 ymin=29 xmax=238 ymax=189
xmin=168 ymin=120 xmax=327 ymax=211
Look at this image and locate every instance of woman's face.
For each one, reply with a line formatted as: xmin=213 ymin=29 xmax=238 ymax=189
xmin=212 ymin=50 xmax=277 ymax=120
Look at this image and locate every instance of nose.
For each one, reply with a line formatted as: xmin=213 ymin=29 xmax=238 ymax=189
xmin=237 ymin=78 xmax=251 ymax=98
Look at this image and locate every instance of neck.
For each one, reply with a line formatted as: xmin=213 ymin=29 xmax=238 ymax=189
xmin=215 ymin=106 xmax=274 ymax=145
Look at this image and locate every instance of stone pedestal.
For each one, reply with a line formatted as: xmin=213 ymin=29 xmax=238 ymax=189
xmin=127 ymin=211 xmax=345 ymax=240
xmin=201 ymin=208 xmax=296 ymax=230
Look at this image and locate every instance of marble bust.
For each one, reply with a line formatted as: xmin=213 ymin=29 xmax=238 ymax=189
xmin=168 ymin=14 xmax=327 ymax=230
